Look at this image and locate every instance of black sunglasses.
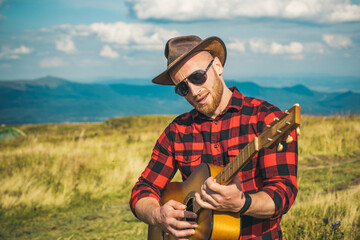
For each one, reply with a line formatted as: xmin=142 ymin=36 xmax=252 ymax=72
xmin=174 ymin=59 xmax=214 ymax=96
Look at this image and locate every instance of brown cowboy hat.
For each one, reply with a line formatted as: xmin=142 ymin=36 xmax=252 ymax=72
xmin=152 ymin=35 xmax=227 ymax=85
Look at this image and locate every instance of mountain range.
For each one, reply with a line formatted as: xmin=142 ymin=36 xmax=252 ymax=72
xmin=1 ymin=76 xmax=359 ymax=124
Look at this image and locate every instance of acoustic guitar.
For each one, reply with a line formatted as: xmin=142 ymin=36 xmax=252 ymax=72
xmin=148 ymin=104 xmax=301 ymax=240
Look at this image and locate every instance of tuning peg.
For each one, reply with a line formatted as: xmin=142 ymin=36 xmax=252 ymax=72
xmin=277 ymin=143 xmax=283 ymax=152
xmin=296 ymin=127 xmax=301 ymax=136
xmin=286 ymin=135 xmax=293 ymax=143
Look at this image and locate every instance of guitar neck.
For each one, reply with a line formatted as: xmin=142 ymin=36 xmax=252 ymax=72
xmin=215 ymin=137 xmax=259 ymax=185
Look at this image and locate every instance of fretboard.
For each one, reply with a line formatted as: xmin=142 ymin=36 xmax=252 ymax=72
xmin=214 ymin=137 xmax=259 ymax=185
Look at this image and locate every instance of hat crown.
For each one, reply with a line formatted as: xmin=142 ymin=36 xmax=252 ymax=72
xmin=165 ymin=35 xmax=202 ymax=67
xmin=152 ymin=35 xmax=227 ymax=85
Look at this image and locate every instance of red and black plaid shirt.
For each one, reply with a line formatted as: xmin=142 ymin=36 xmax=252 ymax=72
xmin=130 ymin=87 xmax=298 ymax=239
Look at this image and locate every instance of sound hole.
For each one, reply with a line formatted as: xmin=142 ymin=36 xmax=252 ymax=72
xmin=185 ymin=197 xmax=194 ymax=222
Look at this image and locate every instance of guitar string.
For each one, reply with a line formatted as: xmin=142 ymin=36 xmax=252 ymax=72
xmin=184 ymin=146 xmax=251 ymax=216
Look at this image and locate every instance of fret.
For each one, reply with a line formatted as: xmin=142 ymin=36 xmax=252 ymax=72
xmin=215 ymin=138 xmax=259 ymax=185
xmin=224 ymin=166 xmax=227 ymax=181
xmin=213 ymin=137 xmax=264 ymax=185
xmin=234 ymin=156 xmax=238 ymax=171
xmin=216 ymin=173 xmax=221 ymax=184
xmin=227 ymin=165 xmax=230 ymax=180
xmin=241 ymin=149 xmax=245 ymax=168
xmin=246 ymin=143 xmax=249 ymax=163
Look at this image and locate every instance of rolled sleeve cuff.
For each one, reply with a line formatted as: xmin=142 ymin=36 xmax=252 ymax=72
xmin=262 ymin=182 xmax=297 ymax=220
xmin=130 ymin=190 xmax=161 ymax=218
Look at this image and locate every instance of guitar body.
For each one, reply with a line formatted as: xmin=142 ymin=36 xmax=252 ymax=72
xmin=148 ymin=163 xmax=241 ymax=240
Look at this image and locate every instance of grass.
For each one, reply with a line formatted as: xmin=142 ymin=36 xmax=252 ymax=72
xmin=0 ymin=114 xmax=359 ymax=239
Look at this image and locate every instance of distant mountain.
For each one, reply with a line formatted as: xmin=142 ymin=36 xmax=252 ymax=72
xmin=0 ymin=76 xmax=359 ymax=124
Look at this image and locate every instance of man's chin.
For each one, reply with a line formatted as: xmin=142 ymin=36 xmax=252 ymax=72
xmin=196 ymin=104 xmax=216 ymax=117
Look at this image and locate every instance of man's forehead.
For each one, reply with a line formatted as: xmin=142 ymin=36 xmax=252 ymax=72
xmin=186 ymin=51 xmax=213 ymax=62
xmin=171 ymin=51 xmax=212 ymax=74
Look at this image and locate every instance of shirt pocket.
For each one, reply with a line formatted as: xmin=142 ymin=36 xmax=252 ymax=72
xmin=174 ymin=154 xmax=202 ymax=178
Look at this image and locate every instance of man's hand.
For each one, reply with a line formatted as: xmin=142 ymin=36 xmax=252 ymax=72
xmin=195 ymin=176 xmax=245 ymax=212
xmin=194 ymin=176 xmax=276 ymax=218
xmin=151 ymin=200 xmax=198 ymax=240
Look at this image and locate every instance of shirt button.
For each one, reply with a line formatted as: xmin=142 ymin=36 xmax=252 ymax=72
xmin=214 ymin=121 xmax=218 ymax=125
xmin=214 ymin=144 xmax=218 ymax=148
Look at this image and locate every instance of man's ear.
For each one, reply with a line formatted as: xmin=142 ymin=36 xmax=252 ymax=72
xmin=213 ymin=57 xmax=224 ymax=76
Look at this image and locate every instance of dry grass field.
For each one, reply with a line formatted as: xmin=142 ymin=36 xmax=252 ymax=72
xmin=0 ymin=114 xmax=359 ymax=239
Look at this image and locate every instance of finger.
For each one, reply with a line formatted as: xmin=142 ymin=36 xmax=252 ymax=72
xmin=183 ymin=210 xmax=197 ymax=219
xmin=161 ymin=202 xmax=197 ymax=221
xmin=172 ymin=209 xmax=197 ymax=219
xmin=168 ymin=227 xmax=195 ymax=240
xmin=230 ymin=175 xmax=242 ymax=189
xmin=167 ymin=200 xmax=187 ymax=210
xmin=195 ymin=192 xmax=215 ymax=210
xmin=203 ymin=177 xmax=223 ymax=194
xmin=201 ymin=184 xmax=221 ymax=206
xmin=170 ymin=219 xmax=198 ymax=230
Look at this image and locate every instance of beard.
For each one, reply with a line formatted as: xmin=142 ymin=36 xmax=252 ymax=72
xmin=189 ymin=74 xmax=224 ymax=117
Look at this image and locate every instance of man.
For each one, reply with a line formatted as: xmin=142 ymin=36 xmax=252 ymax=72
xmin=130 ymin=35 xmax=298 ymax=239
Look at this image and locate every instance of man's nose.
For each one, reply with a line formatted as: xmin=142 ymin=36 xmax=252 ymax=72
xmin=187 ymin=81 xmax=202 ymax=96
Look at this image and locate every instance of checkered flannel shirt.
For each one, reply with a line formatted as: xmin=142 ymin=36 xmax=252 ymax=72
xmin=130 ymin=87 xmax=298 ymax=239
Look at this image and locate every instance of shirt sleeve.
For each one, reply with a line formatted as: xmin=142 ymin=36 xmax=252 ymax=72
xmin=129 ymin=124 xmax=178 ymax=217
xmin=256 ymin=104 xmax=298 ymax=219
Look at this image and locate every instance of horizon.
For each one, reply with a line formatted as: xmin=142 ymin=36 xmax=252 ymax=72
xmin=1 ymin=74 xmax=359 ymax=93
xmin=0 ymin=0 xmax=359 ymax=84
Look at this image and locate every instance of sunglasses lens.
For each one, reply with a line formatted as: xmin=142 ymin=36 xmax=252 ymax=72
xmin=175 ymin=81 xmax=189 ymax=96
xmin=174 ymin=60 xmax=212 ymax=97
xmin=188 ymin=70 xmax=207 ymax=85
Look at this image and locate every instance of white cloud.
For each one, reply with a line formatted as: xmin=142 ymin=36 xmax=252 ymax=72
xmin=304 ymin=42 xmax=325 ymax=54
xmin=45 ymin=22 xmax=179 ymax=51
xmin=0 ymin=45 xmax=33 ymax=59
xmin=248 ymin=39 xmax=268 ymax=53
xmin=322 ymin=34 xmax=353 ymax=48
xmin=246 ymin=39 xmax=304 ymax=55
xmin=126 ymin=0 xmax=360 ymax=23
xmin=100 ymin=45 xmax=119 ymax=59
xmin=13 ymin=45 xmax=33 ymax=54
xmin=227 ymin=39 xmax=246 ymax=53
xmin=55 ymin=36 xmax=77 ymax=53
xmin=270 ymin=41 xmax=303 ymax=54
xmin=90 ymin=22 xmax=179 ymax=50
xmin=39 ymin=57 xmax=67 ymax=68
xmin=230 ymin=36 xmax=355 ymax=58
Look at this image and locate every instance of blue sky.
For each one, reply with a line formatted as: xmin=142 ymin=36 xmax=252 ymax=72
xmin=0 ymin=0 xmax=359 ymax=88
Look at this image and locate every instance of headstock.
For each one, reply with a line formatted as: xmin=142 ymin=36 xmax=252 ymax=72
xmin=259 ymin=104 xmax=301 ymax=150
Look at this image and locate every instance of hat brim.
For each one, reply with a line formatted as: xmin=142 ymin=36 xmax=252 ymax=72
xmin=152 ymin=36 xmax=227 ymax=86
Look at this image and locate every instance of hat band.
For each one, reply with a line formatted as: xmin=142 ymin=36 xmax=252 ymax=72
xmin=167 ymin=53 xmax=187 ymax=69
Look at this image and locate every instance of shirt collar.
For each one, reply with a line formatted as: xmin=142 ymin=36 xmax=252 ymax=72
xmin=191 ymin=86 xmax=244 ymax=121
